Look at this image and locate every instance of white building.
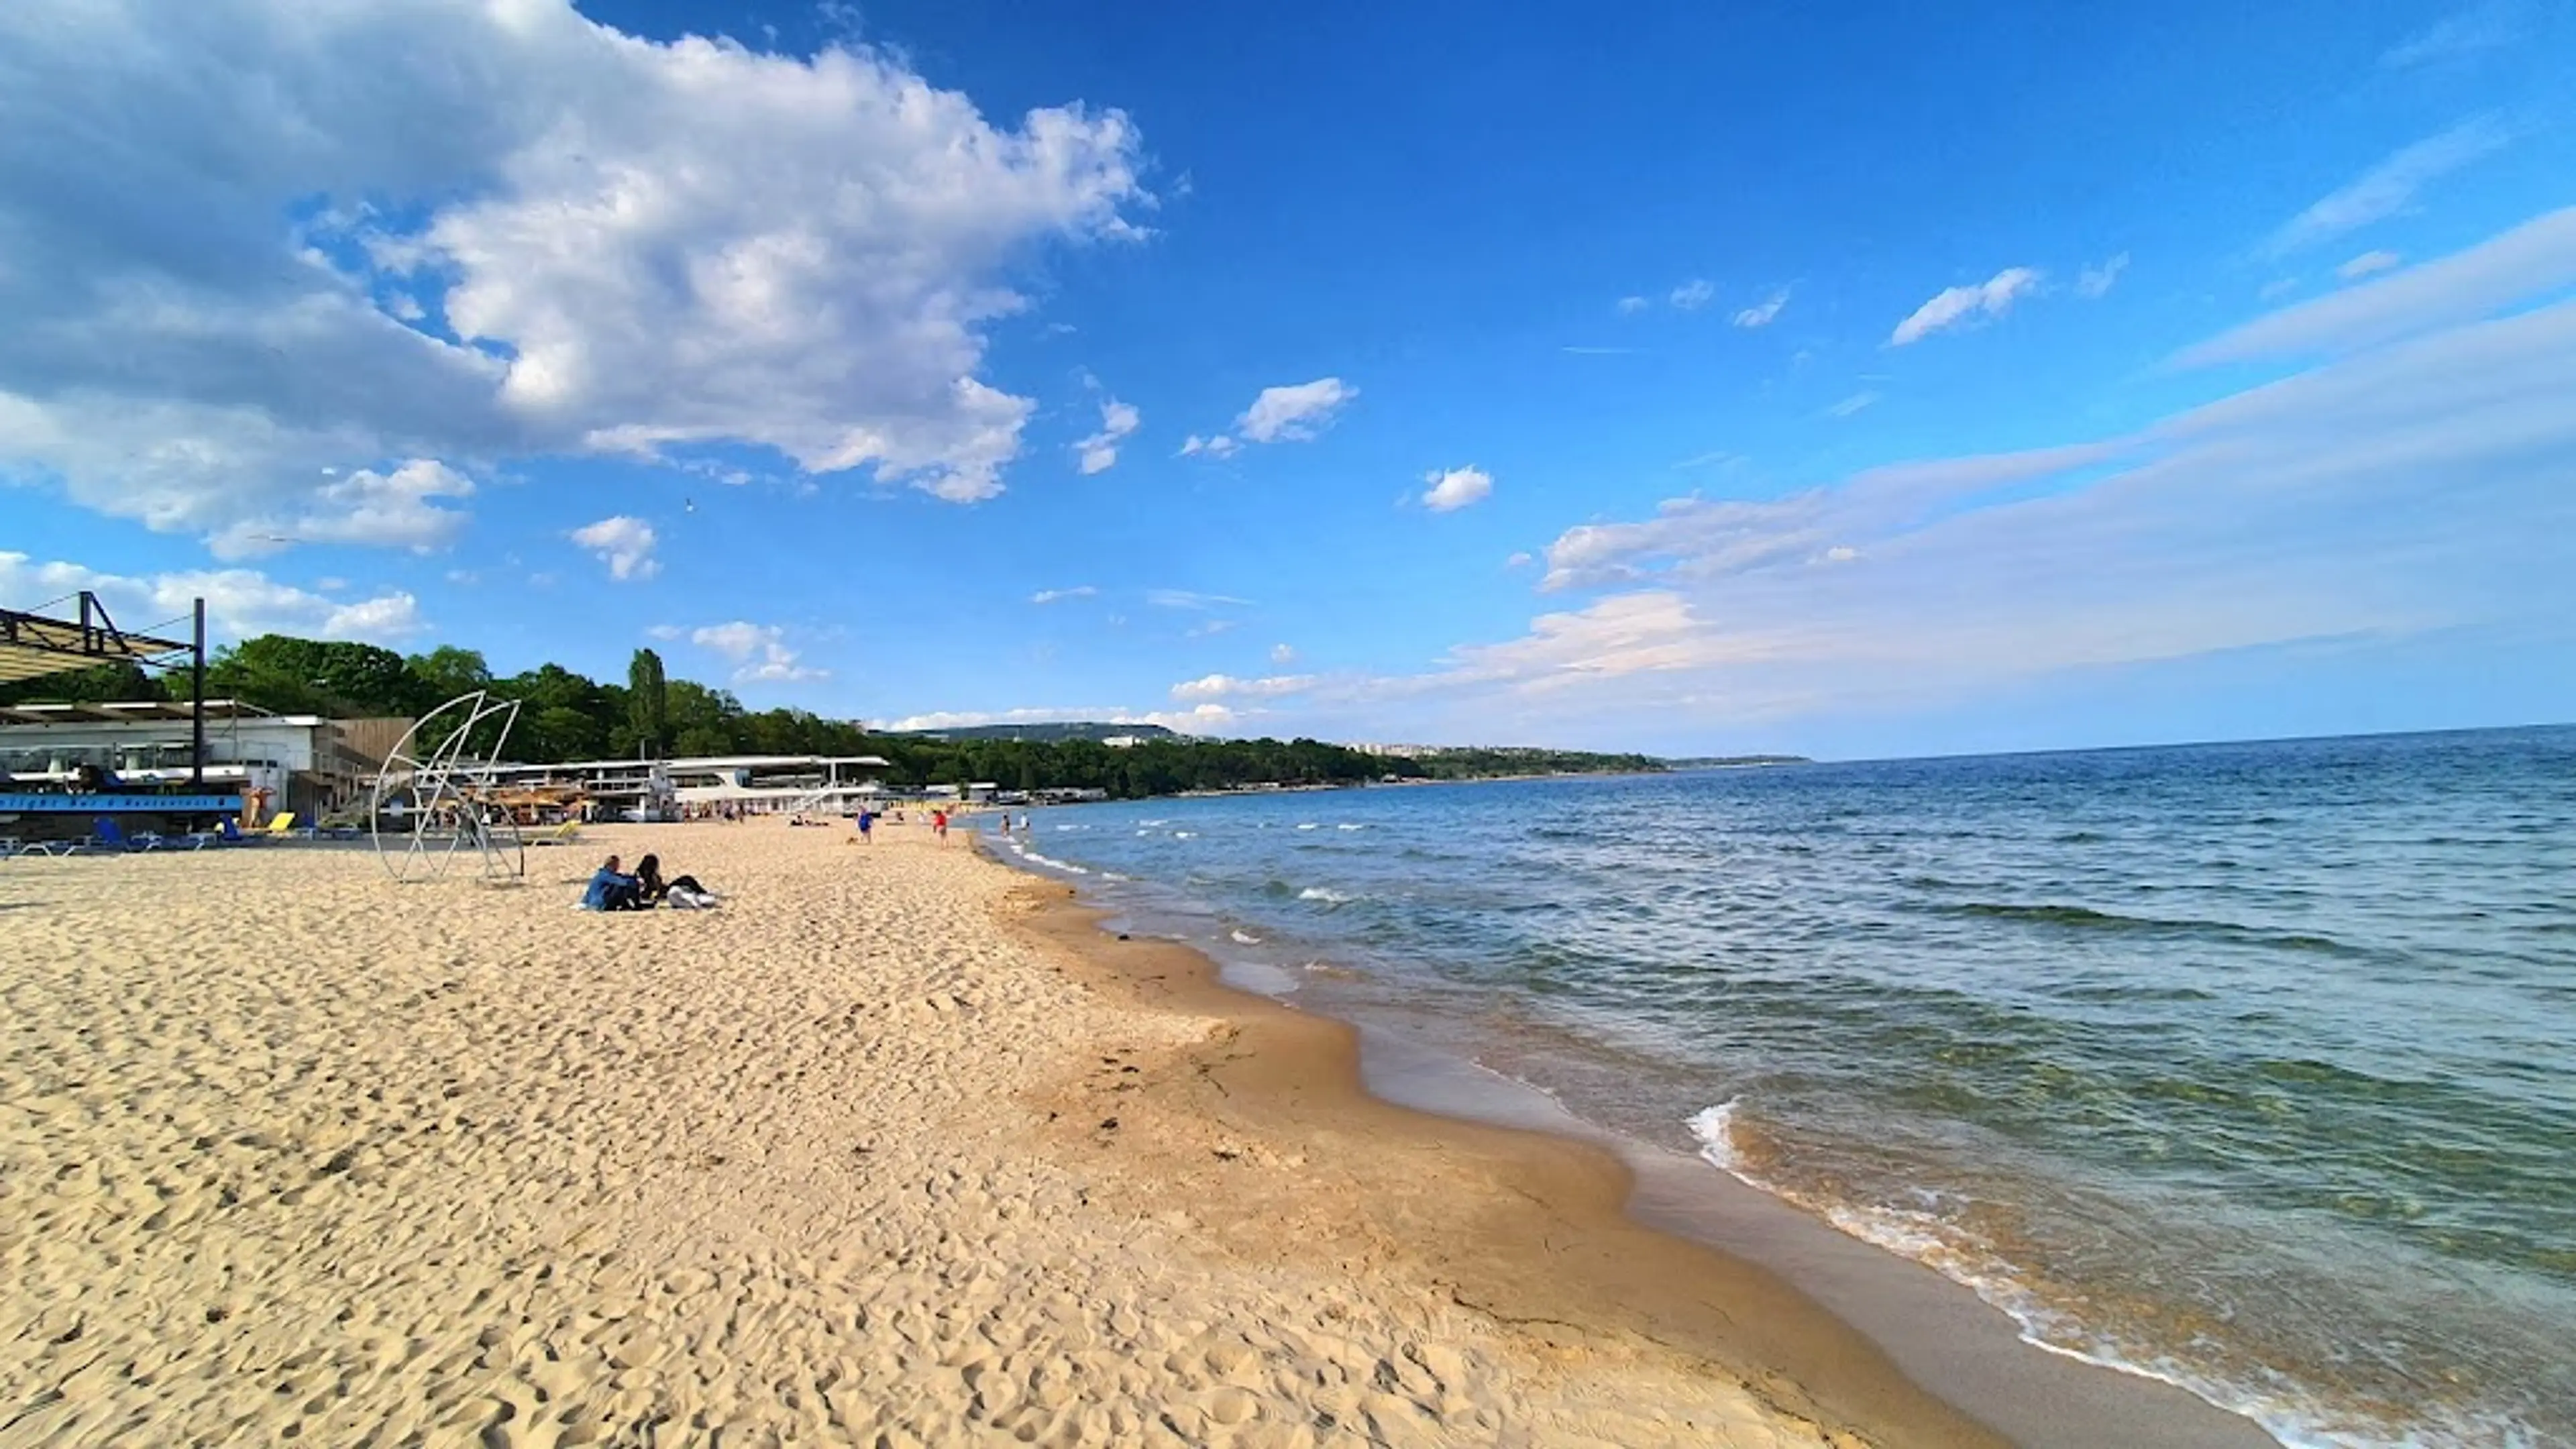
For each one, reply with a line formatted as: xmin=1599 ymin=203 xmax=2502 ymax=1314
xmin=0 ymin=700 xmax=402 ymax=820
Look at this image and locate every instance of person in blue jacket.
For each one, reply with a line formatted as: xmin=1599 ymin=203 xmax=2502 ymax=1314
xmin=582 ymin=854 xmax=644 ymax=911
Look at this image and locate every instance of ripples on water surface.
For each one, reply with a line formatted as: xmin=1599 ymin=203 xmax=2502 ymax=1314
xmin=1006 ymin=727 xmax=2576 ymax=1448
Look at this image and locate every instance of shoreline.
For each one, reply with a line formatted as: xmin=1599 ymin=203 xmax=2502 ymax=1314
xmin=997 ymin=875 xmax=2004 ymax=1448
xmin=989 ymin=840 xmax=2284 ymax=1449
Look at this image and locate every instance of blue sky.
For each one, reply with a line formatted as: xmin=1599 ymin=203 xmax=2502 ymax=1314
xmin=3 ymin=0 xmax=2572 ymax=757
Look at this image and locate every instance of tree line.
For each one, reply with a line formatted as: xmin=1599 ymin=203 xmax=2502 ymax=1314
xmin=0 ymin=634 xmax=1670 ymax=798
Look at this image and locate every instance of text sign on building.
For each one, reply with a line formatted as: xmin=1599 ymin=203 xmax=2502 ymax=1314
xmin=0 ymin=794 xmax=244 ymax=814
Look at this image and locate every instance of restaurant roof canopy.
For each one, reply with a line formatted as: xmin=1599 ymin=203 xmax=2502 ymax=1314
xmin=0 ymin=699 xmax=273 ymax=726
xmin=0 ymin=592 xmax=197 ymax=687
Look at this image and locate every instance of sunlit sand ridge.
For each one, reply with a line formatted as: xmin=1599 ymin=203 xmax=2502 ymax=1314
xmin=0 ymin=822 xmax=1919 ymax=1448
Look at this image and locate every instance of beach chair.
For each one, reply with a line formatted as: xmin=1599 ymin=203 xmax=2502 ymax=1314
xmin=531 ymin=820 xmax=584 ymax=847
xmin=90 ymin=818 xmax=161 ymax=853
xmin=182 ymin=818 xmax=246 ymax=849
xmin=258 ymin=811 xmax=313 ymax=841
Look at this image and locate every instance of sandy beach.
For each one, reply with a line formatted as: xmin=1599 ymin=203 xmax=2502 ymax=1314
xmin=0 ymin=820 xmax=1988 ymax=1448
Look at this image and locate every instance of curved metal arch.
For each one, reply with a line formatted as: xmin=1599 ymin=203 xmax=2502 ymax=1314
xmin=370 ymin=690 xmax=527 ymax=884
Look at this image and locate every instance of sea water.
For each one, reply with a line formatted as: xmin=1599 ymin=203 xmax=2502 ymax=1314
xmin=997 ymin=727 xmax=2576 ymax=1448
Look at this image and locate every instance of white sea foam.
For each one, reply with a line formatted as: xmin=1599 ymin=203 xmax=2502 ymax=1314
xmin=1297 ymin=886 xmax=1354 ymax=904
xmin=1683 ymin=1102 xmax=2445 ymax=1449
xmin=1173 ymin=830 xmax=1198 ymax=840
xmin=1337 ymin=822 xmax=1366 ymax=831
xmin=1296 ymin=822 xmax=1320 ymax=831
xmin=1230 ymin=929 xmax=1263 ymax=945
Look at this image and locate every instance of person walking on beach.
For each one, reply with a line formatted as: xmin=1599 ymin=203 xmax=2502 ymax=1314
xmin=855 ymin=808 xmax=875 ymax=845
xmin=931 ymin=808 xmax=949 ymax=843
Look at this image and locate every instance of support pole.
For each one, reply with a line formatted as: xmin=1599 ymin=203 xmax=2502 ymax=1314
xmin=191 ymin=598 xmax=207 ymax=788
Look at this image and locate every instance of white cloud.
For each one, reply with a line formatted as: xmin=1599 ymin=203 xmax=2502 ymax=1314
xmin=1179 ymin=433 xmax=1240 ymax=458
xmin=1669 ymin=279 xmax=1716 ymax=311
xmin=1825 ymin=392 xmax=1882 ymax=419
xmin=2076 ymin=253 xmax=2130 ymax=299
xmin=1073 ymin=398 xmax=1140 ymax=475
xmin=1269 ymin=643 xmax=1297 ymax=664
xmin=2338 ymin=250 xmax=2404 ymax=281
xmin=2382 ymin=3 xmax=2520 ymax=67
xmin=1505 ymin=551 xmax=1534 ymax=568
xmin=687 ymin=620 xmax=824 ymax=683
xmin=0 ymin=0 xmax=1148 ymax=550
xmin=1616 ymin=295 xmax=1651 ymax=315
xmin=208 ymin=459 xmax=475 ymax=560
xmin=644 ymin=624 xmax=684 ymax=641
xmin=2263 ymin=118 xmax=2507 ymax=257
xmin=2177 ymin=206 xmax=2576 ymax=368
xmin=1235 ymin=378 xmax=1356 ymax=443
xmin=1315 ymin=209 xmax=2576 ymax=742
xmin=1890 ymin=268 xmax=2044 ymax=345
xmin=1145 ymin=588 xmax=1251 ymax=610
xmin=0 ymin=551 xmax=422 ymax=643
xmin=1420 ymin=465 xmax=1493 ymax=513
xmin=883 ymin=702 xmax=1236 ymax=735
xmin=570 ymin=515 xmax=659 ymax=581
xmin=1170 ymin=673 xmax=1317 ymax=701
xmin=1031 ymin=585 xmax=1097 ymax=604
xmin=1733 ymin=289 xmax=1790 ymax=328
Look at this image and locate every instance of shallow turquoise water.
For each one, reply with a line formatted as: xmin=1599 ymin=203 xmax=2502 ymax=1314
xmin=1003 ymin=727 xmax=2576 ymax=1448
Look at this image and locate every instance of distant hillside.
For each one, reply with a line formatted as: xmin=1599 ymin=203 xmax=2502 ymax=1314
xmin=1664 ymin=754 xmax=1813 ymax=767
xmin=894 ymin=720 xmax=1181 ymax=743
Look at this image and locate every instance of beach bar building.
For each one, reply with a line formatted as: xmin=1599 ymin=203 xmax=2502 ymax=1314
xmin=0 ymin=700 xmax=406 ymax=825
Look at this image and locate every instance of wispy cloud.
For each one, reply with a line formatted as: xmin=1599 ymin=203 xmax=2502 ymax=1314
xmin=2076 ymin=253 xmax=2131 ymax=299
xmin=1030 ymin=585 xmax=1097 ymax=604
xmin=2338 ymin=250 xmax=2403 ymax=281
xmin=1146 ymin=588 xmax=1252 ymax=610
xmin=1073 ymin=399 xmax=1140 ymax=475
xmin=1733 ymin=288 xmax=1790 ymax=328
xmin=1824 ymin=391 xmax=1882 ymax=419
xmin=1889 ymin=268 xmax=2043 ymax=345
xmin=1179 ymin=433 xmax=1240 ymax=458
xmin=2178 ymin=205 xmax=2576 ymax=368
xmin=1420 ymin=466 xmax=1494 ymax=513
xmin=883 ymin=703 xmax=1238 ymax=735
xmin=1616 ymin=295 xmax=1651 ymax=315
xmin=1170 ymin=673 xmax=1317 ymax=701
xmin=2262 ymin=117 xmax=2508 ymax=258
xmin=1560 ymin=345 xmax=1637 ymax=356
xmin=2381 ymin=2 xmax=2521 ymax=67
xmin=1669 ymin=278 xmax=1716 ymax=311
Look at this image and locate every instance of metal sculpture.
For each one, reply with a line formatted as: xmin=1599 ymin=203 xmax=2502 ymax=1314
xmin=370 ymin=690 xmax=526 ymax=883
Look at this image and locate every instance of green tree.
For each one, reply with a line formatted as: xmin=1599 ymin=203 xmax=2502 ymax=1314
xmin=627 ymin=647 xmax=669 ymax=759
xmin=405 ymin=646 xmax=492 ymax=707
xmin=0 ymin=659 xmax=160 ymax=707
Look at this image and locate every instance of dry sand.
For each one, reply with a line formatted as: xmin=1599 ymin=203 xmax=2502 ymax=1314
xmin=0 ymin=820 xmax=1984 ymax=1447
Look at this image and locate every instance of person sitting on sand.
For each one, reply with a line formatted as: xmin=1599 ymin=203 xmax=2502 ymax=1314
xmin=633 ymin=853 xmax=717 ymax=907
xmin=582 ymin=855 xmax=645 ymax=912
